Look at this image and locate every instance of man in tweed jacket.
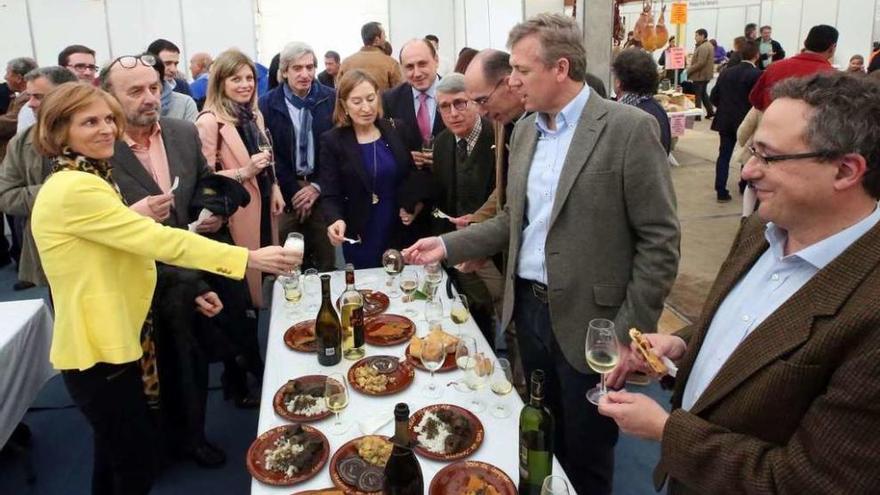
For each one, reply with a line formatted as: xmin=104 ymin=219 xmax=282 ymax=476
xmin=600 ymin=71 xmax=880 ymax=494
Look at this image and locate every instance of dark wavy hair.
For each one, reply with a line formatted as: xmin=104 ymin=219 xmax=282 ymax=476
xmin=612 ymin=48 xmax=659 ymax=95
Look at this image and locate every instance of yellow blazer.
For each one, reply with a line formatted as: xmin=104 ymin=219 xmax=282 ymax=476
xmin=32 ymin=170 xmax=249 ymax=371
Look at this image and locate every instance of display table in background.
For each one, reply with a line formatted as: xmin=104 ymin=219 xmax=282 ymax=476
xmin=253 ymin=266 xmax=570 ymax=494
xmin=0 ymin=299 xmax=55 ymax=448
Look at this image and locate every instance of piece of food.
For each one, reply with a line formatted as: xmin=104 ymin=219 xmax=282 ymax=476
xmin=338 ymin=455 xmax=367 ymax=486
xmin=356 ymin=436 xmax=392 ymax=467
xmin=464 ymin=473 xmax=501 ymax=495
xmin=262 ymin=424 xmax=323 ymax=478
xmin=292 ymin=326 xmax=315 ymax=346
xmin=371 ymin=321 xmax=410 ymax=338
xmin=357 ymin=465 xmax=384 ymax=492
xmin=282 ymin=378 xmax=327 ymax=416
xmin=413 ymin=409 xmax=473 ymax=455
xmin=409 ymin=328 xmax=459 ymax=359
xmin=354 ymin=365 xmax=389 ymax=393
xmin=629 ymin=328 xmax=668 ymax=375
xmin=368 ymin=356 xmax=399 ymax=374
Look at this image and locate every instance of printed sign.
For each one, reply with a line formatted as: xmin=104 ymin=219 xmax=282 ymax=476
xmin=670 ymin=114 xmax=687 ymax=137
xmin=665 ymin=47 xmax=686 ymax=70
xmin=670 ymin=2 xmax=688 ymax=24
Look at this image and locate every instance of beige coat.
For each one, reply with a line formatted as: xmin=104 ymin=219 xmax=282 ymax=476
xmin=338 ymin=46 xmax=403 ymax=93
xmin=688 ymin=40 xmax=715 ymax=82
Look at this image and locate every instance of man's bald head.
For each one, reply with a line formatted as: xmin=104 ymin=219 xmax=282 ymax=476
xmin=190 ymin=52 xmax=213 ymax=79
xmin=463 ymin=49 xmax=523 ymax=124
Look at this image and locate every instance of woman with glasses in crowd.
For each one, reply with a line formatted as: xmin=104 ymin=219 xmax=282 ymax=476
xmin=320 ymin=69 xmax=430 ymax=268
xmin=30 ymin=82 xmax=297 ymax=495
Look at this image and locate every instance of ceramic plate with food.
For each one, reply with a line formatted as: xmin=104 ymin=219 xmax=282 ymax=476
xmin=284 ymin=320 xmax=317 ymax=353
xmin=408 ymin=404 xmax=483 ymax=461
xmin=364 ymin=314 xmax=416 ymax=346
xmin=347 ymin=355 xmax=414 ymax=396
xmin=428 ymin=460 xmax=516 ymax=495
xmin=336 ymin=290 xmax=389 ymax=318
xmin=247 ymin=424 xmax=328 ymax=486
xmin=273 ymin=375 xmax=331 ymax=422
xmin=329 ymin=435 xmax=392 ymax=494
xmin=405 ymin=329 xmax=459 ymax=372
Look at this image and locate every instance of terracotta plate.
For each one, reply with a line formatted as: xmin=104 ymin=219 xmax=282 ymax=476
xmin=364 ymin=314 xmax=416 ymax=346
xmin=408 ymin=404 xmax=484 ymax=461
xmin=404 ymin=343 xmax=457 ymax=372
xmin=329 ymin=436 xmax=389 ymax=495
xmin=291 ymin=490 xmax=344 ymax=495
xmin=429 ymin=460 xmax=516 ymax=495
xmin=336 ymin=290 xmax=390 ymax=318
xmin=273 ymin=375 xmax=332 ymax=422
xmin=347 ymin=356 xmax=414 ymax=396
xmin=284 ymin=320 xmax=316 ymax=353
xmin=247 ymin=424 xmax=329 ymax=486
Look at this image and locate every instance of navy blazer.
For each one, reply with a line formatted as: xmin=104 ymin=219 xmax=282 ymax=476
xmin=710 ymin=62 xmax=761 ymax=136
xmin=258 ymin=82 xmax=336 ymax=206
xmin=318 ymin=119 xmax=416 ymax=240
xmin=381 ymin=81 xmax=446 ymax=151
xmin=635 ymin=98 xmax=672 ymax=154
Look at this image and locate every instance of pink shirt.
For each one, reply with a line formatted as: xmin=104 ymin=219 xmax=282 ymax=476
xmin=124 ymin=124 xmax=172 ymax=193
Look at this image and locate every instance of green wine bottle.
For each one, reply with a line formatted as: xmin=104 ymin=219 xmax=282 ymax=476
xmin=518 ymin=370 xmax=554 ymax=495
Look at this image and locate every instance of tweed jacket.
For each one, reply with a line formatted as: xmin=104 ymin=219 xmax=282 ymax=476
xmin=442 ymin=91 xmax=680 ymax=373
xmin=0 ymin=126 xmax=52 ymax=285
xmin=656 ymin=215 xmax=880 ymax=494
xmin=688 ymin=40 xmax=715 ymax=82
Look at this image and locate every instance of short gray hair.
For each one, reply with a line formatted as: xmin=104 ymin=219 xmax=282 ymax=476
xmin=507 ymin=14 xmax=586 ymax=82
xmin=278 ymin=42 xmax=316 ymax=83
xmin=436 ymin=73 xmax=466 ymax=95
xmin=24 ymin=66 xmax=78 ymax=86
xmin=7 ymin=57 xmax=38 ymax=77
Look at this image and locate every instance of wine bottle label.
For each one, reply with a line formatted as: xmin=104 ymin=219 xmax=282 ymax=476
xmin=352 ymin=308 xmax=365 ymax=347
xmin=519 ymin=437 xmax=529 ymax=479
xmin=325 ymin=348 xmax=336 ymax=356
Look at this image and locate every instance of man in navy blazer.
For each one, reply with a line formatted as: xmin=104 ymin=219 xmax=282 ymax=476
xmin=382 ymin=38 xmax=447 ymax=168
xmin=710 ymin=40 xmax=761 ymax=201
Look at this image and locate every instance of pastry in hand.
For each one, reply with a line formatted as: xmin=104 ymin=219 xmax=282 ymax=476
xmin=629 ymin=328 xmax=669 ymax=376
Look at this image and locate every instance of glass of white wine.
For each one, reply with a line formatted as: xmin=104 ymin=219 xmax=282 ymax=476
xmin=324 ymin=373 xmax=350 ymax=435
xmin=450 ymin=294 xmax=469 ymax=334
xmin=585 ymin=318 xmax=620 ymax=405
xmin=541 ymin=475 xmax=571 ymax=495
xmin=280 ymin=271 xmax=302 ymax=318
xmin=257 ymin=127 xmax=275 ymax=171
xmin=302 ymin=268 xmax=320 ymax=313
xmin=466 ymin=352 xmax=493 ymax=413
xmin=424 ymin=261 xmax=443 ymax=294
xmin=285 ymin=232 xmax=305 ymax=273
xmin=490 ymin=358 xmax=514 ymax=418
xmin=419 ymin=338 xmax=446 ymax=399
xmin=399 ymin=270 xmax=419 ymax=317
xmin=454 ymin=336 xmax=477 ymax=393
xmin=382 ymin=249 xmax=404 ymax=297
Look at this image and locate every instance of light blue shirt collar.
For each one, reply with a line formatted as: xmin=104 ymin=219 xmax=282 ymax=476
xmin=535 ymin=83 xmax=590 ymax=136
xmin=411 ymin=77 xmax=438 ymax=100
xmin=764 ymin=204 xmax=880 ymax=269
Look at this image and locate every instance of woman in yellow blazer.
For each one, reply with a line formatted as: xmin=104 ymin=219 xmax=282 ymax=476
xmin=30 ymin=82 xmax=298 ymax=495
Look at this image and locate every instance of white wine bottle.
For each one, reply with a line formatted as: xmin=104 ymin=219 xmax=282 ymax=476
xmin=518 ymin=370 xmax=554 ymax=495
xmin=340 ymin=264 xmax=365 ymax=360
xmin=315 ymin=274 xmax=342 ymax=366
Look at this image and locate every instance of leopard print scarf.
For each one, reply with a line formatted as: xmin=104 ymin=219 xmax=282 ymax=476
xmin=52 ymin=147 xmax=161 ymax=409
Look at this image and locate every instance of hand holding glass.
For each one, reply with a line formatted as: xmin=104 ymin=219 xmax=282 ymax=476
xmin=284 ymin=233 xmax=305 ymax=272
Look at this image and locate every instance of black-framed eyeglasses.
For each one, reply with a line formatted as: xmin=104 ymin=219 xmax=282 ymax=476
xmin=438 ymin=99 xmax=471 ymax=114
xmin=473 ymin=77 xmax=506 ymax=106
xmin=67 ymin=63 xmax=99 ymax=73
xmin=106 ymin=54 xmax=157 ymax=73
xmin=747 ymin=145 xmax=837 ymax=167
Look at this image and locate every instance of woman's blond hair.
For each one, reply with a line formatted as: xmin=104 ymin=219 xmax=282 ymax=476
xmin=32 ymin=82 xmax=125 ymax=157
xmin=204 ymin=49 xmax=260 ymax=124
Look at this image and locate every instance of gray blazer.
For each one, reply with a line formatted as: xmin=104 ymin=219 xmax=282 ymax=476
xmin=111 ymin=118 xmax=213 ymax=228
xmin=443 ymin=91 xmax=680 ymax=373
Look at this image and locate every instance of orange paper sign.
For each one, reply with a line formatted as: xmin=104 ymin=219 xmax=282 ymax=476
xmin=670 ymin=2 xmax=688 ymax=24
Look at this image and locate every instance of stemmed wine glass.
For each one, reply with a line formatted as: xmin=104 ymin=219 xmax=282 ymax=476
xmin=425 ymin=298 xmax=443 ymax=325
xmin=466 ymin=352 xmax=493 ymax=413
xmin=324 ymin=373 xmax=351 ymax=435
xmin=279 ymin=271 xmax=301 ymax=318
xmin=302 ymin=268 xmax=320 ymax=313
xmin=382 ymin=249 xmax=403 ymax=297
xmin=490 ymin=358 xmax=514 ymax=418
xmin=257 ymin=127 xmax=276 ymax=176
xmin=541 ymin=475 xmax=571 ymax=495
xmin=285 ymin=232 xmax=305 ymax=273
xmin=424 ymin=261 xmax=443 ymax=294
xmin=450 ymin=294 xmax=469 ymax=335
xmin=399 ymin=270 xmax=419 ymax=317
xmin=454 ymin=336 xmax=477 ymax=393
xmin=585 ymin=318 xmax=620 ymax=405
xmin=419 ymin=339 xmax=446 ymax=399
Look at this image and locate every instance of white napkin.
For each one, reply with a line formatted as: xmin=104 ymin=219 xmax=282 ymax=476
xmin=188 ymin=208 xmax=213 ymax=232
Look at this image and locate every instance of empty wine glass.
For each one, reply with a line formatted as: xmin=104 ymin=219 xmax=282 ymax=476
xmin=466 ymin=352 xmax=493 ymax=413
xmin=424 ymin=261 xmax=443 ymax=293
xmin=425 ymin=298 xmax=444 ymax=325
xmin=541 ymin=475 xmax=571 ymax=495
xmin=454 ymin=336 xmax=477 ymax=393
xmin=585 ymin=318 xmax=620 ymax=405
xmin=382 ymin=249 xmax=403 ymax=297
xmin=302 ymin=268 xmax=320 ymax=313
xmin=324 ymin=373 xmax=350 ymax=435
xmin=257 ymin=128 xmax=275 ymax=168
xmin=490 ymin=358 xmax=514 ymax=418
xmin=450 ymin=294 xmax=469 ymax=335
xmin=419 ymin=338 xmax=446 ymax=399
xmin=285 ymin=232 xmax=305 ymax=272
xmin=399 ymin=270 xmax=419 ymax=317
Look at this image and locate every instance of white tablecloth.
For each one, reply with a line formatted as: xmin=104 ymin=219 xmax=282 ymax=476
xmin=0 ymin=299 xmax=55 ymax=448
xmin=253 ymin=267 xmax=570 ymax=494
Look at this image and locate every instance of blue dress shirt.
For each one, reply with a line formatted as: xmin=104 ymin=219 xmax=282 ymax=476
xmin=516 ymin=84 xmax=590 ymax=284
xmin=682 ymin=205 xmax=880 ymax=410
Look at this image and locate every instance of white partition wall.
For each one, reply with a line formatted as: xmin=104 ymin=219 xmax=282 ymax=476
xmin=388 ymin=0 xmax=456 ymax=66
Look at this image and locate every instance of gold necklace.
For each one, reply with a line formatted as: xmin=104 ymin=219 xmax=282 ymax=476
xmin=371 ymin=141 xmax=379 ymax=205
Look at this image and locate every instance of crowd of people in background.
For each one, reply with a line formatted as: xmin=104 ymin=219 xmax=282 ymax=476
xmin=1 ymin=11 xmax=879 ymax=495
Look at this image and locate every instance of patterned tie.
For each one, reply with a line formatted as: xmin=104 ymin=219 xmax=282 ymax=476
xmin=456 ymin=138 xmax=468 ymax=164
xmin=416 ymin=92 xmax=432 ymax=144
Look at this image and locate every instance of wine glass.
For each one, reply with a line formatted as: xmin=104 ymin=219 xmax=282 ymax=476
xmin=425 ymin=298 xmax=443 ymax=325
xmin=454 ymin=336 xmax=477 ymax=393
xmin=279 ymin=271 xmax=301 ymax=318
xmin=382 ymin=249 xmax=403 ymax=297
xmin=449 ymin=294 xmax=469 ymax=335
xmin=419 ymin=338 xmax=446 ymax=399
xmin=324 ymin=373 xmax=351 ymax=435
xmin=285 ymin=232 xmax=305 ymax=272
xmin=399 ymin=270 xmax=419 ymax=317
xmin=424 ymin=261 xmax=443 ymax=293
xmin=466 ymin=352 xmax=493 ymax=413
xmin=302 ymin=268 xmax=320 ymax=313
xmin=541 ymin=475 xmax=571 ymax=495
xmin=421 ymin=135 xmax=434 ymax=154
xmin=585 ymin=318 xmax=620 ymax=405
xmin=257 ymin=127 xmax=277 ymax=178
xmin=490 ymin=358 xmax=514 ymax=418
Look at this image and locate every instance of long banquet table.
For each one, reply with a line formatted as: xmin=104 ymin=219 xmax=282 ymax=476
xmin=253 ymin=266 xmax=571 ymax=494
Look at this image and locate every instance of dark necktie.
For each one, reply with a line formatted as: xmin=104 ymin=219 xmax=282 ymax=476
xmin=456 ymin=138 xmax=468 ymax=164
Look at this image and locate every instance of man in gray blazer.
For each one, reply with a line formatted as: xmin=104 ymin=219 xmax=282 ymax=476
xmin=404 ymin=14 xmax=680 ymax=495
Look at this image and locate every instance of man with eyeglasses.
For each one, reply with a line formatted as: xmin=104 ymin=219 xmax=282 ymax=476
xmin=58 ymin=44 xmax=98 ymax=84
xmin=600 ymin=71 xmax=880 ymax=494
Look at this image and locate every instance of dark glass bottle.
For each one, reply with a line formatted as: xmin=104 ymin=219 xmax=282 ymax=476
xmin=315 ymin=274 xmax=341 ymax=366
xmin=382 ymin=403 xmax=423 ymax=495
xmin=518 ymin=370 xmax=554 ymax=495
